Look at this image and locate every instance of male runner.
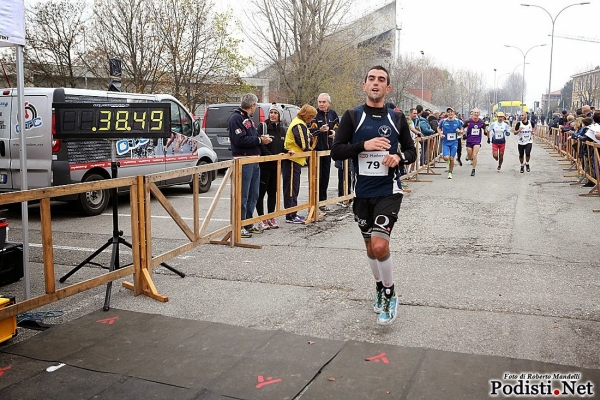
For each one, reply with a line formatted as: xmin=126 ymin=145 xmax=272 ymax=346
xmin=514 ymin=112 xmax=534 ymax=173
xmin=463 ymin=108 xmax=486 ymax=176
xmin=487 ymin=112 xmax=511 ymax=171
xmin=438 ymin=107 xmax=463 ymax=179
xmin=331 ymin=65 xmax=416 ymax=325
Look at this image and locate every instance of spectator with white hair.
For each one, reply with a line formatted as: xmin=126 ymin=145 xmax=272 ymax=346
xmin=309 ymin=93 xmax=339 ymax=212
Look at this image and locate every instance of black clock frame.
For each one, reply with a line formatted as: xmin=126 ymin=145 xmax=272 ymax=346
xmin=53 ymin=102 xmax=172 ymax=140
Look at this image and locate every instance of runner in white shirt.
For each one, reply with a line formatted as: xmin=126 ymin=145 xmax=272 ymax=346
xmin=487 ymin=112 xmax=511 ymax=171
xmin=513 ymin=112 xmax=534 ymax=173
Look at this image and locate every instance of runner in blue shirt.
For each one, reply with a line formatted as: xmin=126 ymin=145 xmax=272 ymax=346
xmin=438 ymin=107 xmax=463 ymax=179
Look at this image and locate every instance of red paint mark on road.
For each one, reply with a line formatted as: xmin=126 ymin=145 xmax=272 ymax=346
xmin=256 ymin=375 xmax=282 ymax=389
xmin=96 ymin=316 xmax=119 ymax=325
xmin=0 ymin=366 xmax=12 ymax=377
xmin=365 ymin=352 xmax=389 ymax=364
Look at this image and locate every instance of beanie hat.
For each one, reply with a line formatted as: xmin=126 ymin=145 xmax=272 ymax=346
xmin=269 ymin=103 xmax=283 ymax=121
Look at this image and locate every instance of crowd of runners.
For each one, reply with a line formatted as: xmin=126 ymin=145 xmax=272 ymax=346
xmin=228 ymin=64 xmax=597 ymax=326
xmin=424 ymin=107 xmax=538 ymax=179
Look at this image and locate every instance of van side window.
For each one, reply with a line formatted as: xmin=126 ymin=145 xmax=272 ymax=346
xmin=164 ymin=100 xmax=192 ymax=137
xmin=179 ymin=106 xmax=192 ymax=136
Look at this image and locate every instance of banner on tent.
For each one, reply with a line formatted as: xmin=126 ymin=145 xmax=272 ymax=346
xmin=0 ymin=1 xmax=26 ymax=47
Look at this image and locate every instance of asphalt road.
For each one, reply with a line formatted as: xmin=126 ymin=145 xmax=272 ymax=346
xmin=1 ymin=137 xmax=598 ymax=371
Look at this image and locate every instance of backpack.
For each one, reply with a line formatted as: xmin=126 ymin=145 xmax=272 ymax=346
xmin=428 ymin=118 xmax=438 ymax=132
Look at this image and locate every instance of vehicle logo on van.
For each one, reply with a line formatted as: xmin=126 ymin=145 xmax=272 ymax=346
xmin=15 ymin=102 xmax=43 ymax=133
xmin=116 ymin=138 xmax=150 ymax=156
xmin=0 ymin=101 xmax=8 ymax=107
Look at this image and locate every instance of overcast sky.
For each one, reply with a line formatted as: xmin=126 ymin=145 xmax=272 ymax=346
xmin=223 ymin=0 xmax=599 ymax=110
xmin=395 ymin=0 xmax=599 ymax=109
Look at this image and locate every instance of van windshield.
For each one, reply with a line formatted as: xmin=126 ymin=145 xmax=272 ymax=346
xmin=206 ymin=106 xmax=237 ymax=128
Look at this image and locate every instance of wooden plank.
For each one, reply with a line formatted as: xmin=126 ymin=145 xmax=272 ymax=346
xmin=131 ymin=177 xmax=143 ymax=296
xmin=149 ymin=183 xmax=194 ymax=241
xmin=193 ymin=173 xmax=199 ymax=237
xmin=140 ymin=268 xmax=168 ymax=302
xmin=149 ymin=225 xmax=232 ymax=267
xmin=141 ymin=289 xmax=168 ymax=303
xmin=200 ymin=167 xmax=232 ymax=237
xmin=39 ymin=198 xmax=55 ymax=294
xmin=233 ymin=243 xmax=261 ymax=249
xmin=144 ymin=177 xmax=153 ymax=279
xmin=145 ymin=160 xmax=233 ymax=183
xmin=0 ymin=266 xmax=135 ymax=320
xmin=210 ymin=231 xmax=232 ymax=246
xmin=0 ymin=177 xmax=135 ymax=205
xmin=232 ymin=160 xmax=241 ymax=245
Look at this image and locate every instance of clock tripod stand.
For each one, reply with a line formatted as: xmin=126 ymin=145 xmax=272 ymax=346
xmin=59 ymin=140 xmax=185 ymax=311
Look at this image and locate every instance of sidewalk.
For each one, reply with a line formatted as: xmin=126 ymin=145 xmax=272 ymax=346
xmin=0 ymin=138 xmax=599 ymax=399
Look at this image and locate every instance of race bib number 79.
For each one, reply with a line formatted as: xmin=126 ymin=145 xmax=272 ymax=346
xmin=358 ymin=151 xmax=389 ymax=176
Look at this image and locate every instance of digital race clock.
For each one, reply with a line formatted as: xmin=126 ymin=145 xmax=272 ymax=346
xmin=53 ymin=102 xmax=171 ymax=140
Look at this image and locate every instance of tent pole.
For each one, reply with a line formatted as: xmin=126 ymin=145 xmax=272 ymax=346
xmin=16 ymin=45 xmax=31 ymax=299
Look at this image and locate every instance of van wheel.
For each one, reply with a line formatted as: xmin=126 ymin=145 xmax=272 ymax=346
xmin=190 ymin=161 xmax=212 ymax=193
xmin=77 ymin=173 xmax=110 ymax=216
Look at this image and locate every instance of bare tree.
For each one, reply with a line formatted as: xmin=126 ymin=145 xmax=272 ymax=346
xmin=25 ymin=0 xmax=87 ymax=87
xmin=500 ymin=73 xmax=522 ymax=102
xmin=247 ymin=0 xmax=356 ymax=105
xmin=0 ymin=51 xmax=16 ymax=87
xmin=429 ymin=67 xmax=459 ymax=111
xmin=155 ymin=0 xmax=250 ymax=111
xmin=389 ymin=55 xmax=421 ymax=111
xmin=88 ymin=0 xmax=166 ymax=93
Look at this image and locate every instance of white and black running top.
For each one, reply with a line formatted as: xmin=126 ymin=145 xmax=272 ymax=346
xmin=331 ymin=105 xmax=416 ymax=198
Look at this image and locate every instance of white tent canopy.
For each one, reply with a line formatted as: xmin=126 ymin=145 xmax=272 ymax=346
xmin=1 ymin=0 xmax=32 ymax=299
xmin=0 ymin=1 xmax=26 ymax=47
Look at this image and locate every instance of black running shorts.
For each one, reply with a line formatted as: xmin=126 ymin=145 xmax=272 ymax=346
xmin=353 ymin=193 xmax=403 ymax=240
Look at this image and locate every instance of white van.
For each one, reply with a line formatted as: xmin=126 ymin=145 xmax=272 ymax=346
xmin=0 ymin=87 xmax=218 ymax=216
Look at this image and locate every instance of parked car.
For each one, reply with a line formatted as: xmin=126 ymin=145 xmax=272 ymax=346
xmin=202 ymin=102 xmax=300 ymax=161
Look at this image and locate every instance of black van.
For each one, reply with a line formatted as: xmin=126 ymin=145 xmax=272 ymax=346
xmin=201 ymin=102 xmax=300 ymax=161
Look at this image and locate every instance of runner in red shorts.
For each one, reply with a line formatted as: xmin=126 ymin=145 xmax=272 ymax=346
xmin=487 ymin=112 xmax=511 ymax=171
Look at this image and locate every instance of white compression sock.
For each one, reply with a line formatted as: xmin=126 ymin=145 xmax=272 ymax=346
xmin=377 ymin=253 xmax=394 ymax=288
xmin=367 ymin=255 xmax=380 ymax=281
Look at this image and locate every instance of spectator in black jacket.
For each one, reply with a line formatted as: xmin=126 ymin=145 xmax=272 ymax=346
xmin=228 ymin=93 xmax=273 ymax=238
xmin=256 ymin=103 xmax=286 ymax=230
xmin=309 ymin=93 xmax=339 ymax=211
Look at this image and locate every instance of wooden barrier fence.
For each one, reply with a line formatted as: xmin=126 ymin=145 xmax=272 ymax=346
xmin=2 ymin=126 xmax=593 ymax=321
xmin=535 ymin=125 xmax=599 ymax=211
xmin=0 ymin=176 xmax=140 ymax=321
xmin=403 ymin=133 xmax=442 ymax=185
xmin=0 ymin=150 xmax=358 ymax=320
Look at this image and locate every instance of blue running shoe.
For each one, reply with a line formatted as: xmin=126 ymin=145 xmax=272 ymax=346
xmin=377 ymin=294 xmax=398 ymax=325
xmin=373 ymin=289 xmax=383 ymax=313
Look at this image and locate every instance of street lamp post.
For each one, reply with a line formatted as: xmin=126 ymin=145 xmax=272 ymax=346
xmin=493 ymin=68 xmax=497 ymax=107
xmin=420 ymin=50 xmax=424 ymax=101
xmin=504 ymin=44 xmax=546 ymax=112
xmin=521 ymin=2 xmax=590 ymax=118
